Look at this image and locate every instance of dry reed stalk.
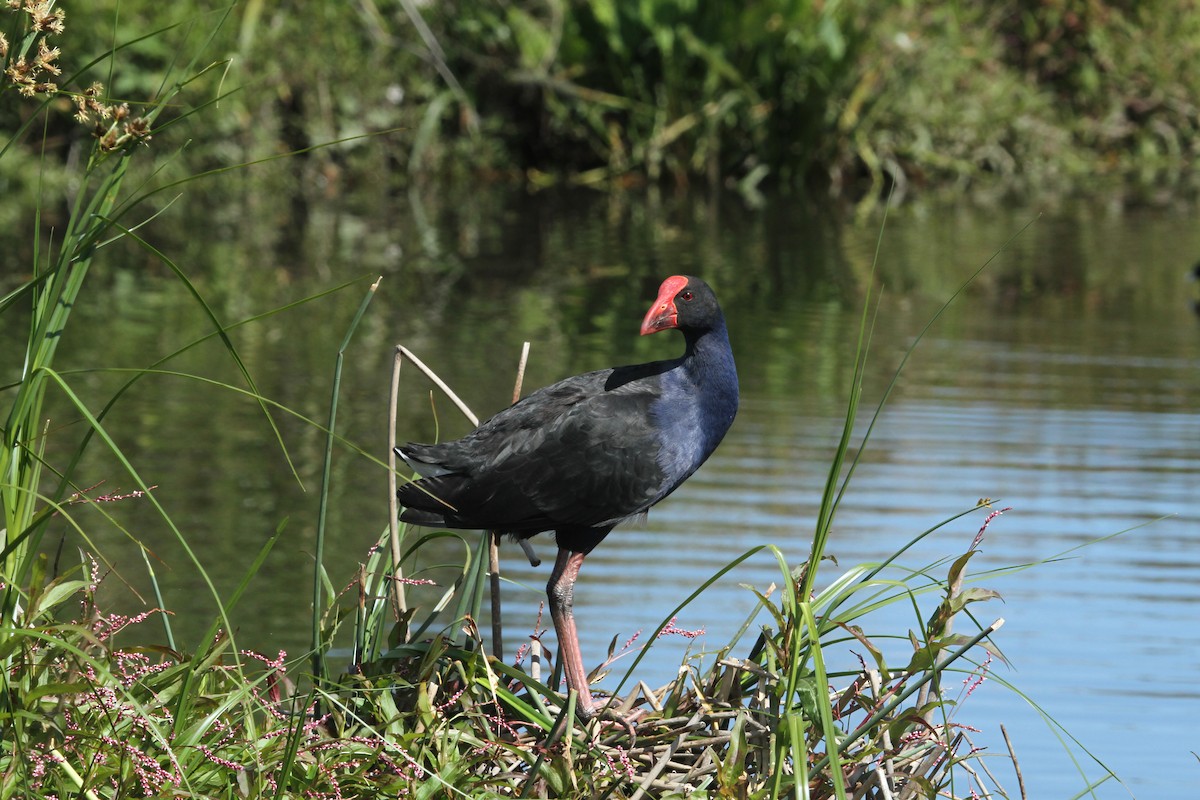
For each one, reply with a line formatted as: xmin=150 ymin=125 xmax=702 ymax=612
xmin=390 ymin=344 xmax=483 ymax=630
xmin=489 ymin=341 xmax=531 ymax=660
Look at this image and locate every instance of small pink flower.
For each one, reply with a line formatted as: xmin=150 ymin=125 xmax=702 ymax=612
xmin=658 ymin=616 xmax=705 ymax=639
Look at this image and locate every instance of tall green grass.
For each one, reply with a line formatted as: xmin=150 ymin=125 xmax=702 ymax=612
xmin=1 ymin=4 xmax=230 ymax=623
xmin=0 ymin=5 xmax=317 ymax=796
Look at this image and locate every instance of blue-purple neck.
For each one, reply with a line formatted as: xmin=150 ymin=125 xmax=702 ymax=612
xmin=651 ymin=319 xmax=739 ymax=485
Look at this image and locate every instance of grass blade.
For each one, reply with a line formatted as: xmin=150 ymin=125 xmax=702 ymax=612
xmin=310 ymin=277 xmax=382 ymax=686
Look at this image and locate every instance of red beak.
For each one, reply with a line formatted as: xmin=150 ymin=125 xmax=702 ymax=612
xmin=640 ymin=275 xmax=689 ymax=335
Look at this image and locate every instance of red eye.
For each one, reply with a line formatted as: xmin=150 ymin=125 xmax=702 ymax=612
xmin=680 ymin=290 xmax=694 ymax=302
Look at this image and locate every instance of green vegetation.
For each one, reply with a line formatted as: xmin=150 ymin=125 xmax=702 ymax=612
xmin=6 ymin=0 xmax=1196 ymax=208
xmin=0 ymin=2 xmax=1138 ymax=798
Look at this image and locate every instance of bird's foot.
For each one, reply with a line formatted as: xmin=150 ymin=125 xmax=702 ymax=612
xmin=547 ymin=696 xmax=644 ymax=745
xmin=593 ymin=704 xmax=645 ymax=743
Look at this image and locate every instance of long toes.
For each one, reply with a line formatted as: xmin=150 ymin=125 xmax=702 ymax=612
xmin=596 ymin=706 xmax=644 ymax=743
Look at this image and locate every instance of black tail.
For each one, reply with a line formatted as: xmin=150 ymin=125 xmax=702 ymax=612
xmin=396 ymin=505 xmax=449 ymax=527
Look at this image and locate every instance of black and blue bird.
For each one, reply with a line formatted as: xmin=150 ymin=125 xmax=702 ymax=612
xmin=395 ymin=275 xmax=738 ymax=720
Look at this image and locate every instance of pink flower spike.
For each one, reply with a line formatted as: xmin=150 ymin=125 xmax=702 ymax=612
xmin=657 ymin=616 xmax=705 ymax=639
xmin=971 ymin=506 xmax=1013 ymax=550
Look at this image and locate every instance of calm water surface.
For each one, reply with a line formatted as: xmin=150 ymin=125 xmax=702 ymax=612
xmin=23 ymin=187 xmax=1200 ymax=798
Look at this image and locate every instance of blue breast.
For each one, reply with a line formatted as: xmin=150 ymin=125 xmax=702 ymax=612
xmin=648 ymin=343 xmax=738 ymax=503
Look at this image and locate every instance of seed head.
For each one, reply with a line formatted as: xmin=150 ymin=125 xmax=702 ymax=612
xmin=124 ymin=116 xmax=152 ymax=142
xmin=26 ymin=1 xmax=65 ymax=34
xmin=34 ymin=40 xmax=60 ymax=76
xmin=73 ymin=81 xmax=112 ymax=124
xmin=98 ymin=126 xmax=118 ymax=152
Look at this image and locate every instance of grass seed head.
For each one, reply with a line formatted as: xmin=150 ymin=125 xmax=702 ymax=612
xmin=23 ymin=1 xmax=65 ymax=34
xmin=3 ymin=0 xmax=64 ymax=95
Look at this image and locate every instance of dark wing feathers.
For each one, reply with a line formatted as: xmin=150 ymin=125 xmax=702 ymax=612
xmin=396 ymin=367 xmax=668 ymax=533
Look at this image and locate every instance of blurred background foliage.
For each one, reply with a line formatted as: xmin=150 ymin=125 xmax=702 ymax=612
xmin=3 ymin=0 xmax=1199 ymax=213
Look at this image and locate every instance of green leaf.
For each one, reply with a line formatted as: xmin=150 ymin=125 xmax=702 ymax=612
xmin=717 ymin=711 xmax=747 ymax=791
xmin=945 ymin=549 xmax=977 ymax=587
xmin=24 ymin=681 xmax=89 ymax=704
xmin=26 ymin=578 xmax=88 ymax=624
xmin=507 ymin=7 xmax=554 ymax=69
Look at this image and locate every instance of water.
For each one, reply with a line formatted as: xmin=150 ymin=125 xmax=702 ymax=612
xmin=15 ymin=184 xmax=1200 ymax=798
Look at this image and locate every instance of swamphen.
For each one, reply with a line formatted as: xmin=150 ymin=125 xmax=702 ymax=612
xmin=395 ymin=275 xmax=738 ymax=720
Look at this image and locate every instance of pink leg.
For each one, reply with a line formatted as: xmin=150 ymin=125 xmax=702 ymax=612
xmin=547 ymin=548 xmax=597 ymax=720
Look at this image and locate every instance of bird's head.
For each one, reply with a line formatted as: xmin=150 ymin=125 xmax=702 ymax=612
xmin=640 ymin=275 xmax=722 ymax=336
